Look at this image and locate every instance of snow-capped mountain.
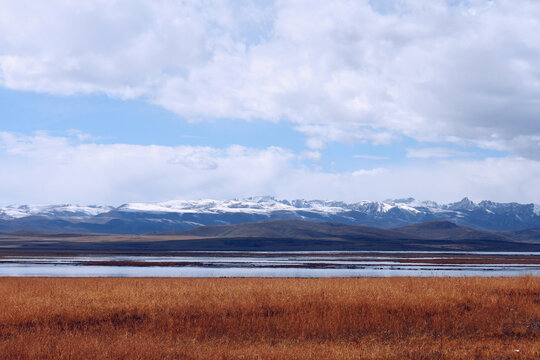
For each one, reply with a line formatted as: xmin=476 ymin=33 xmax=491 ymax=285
xmin=0 ymin=204 xmax=114 ymax=219
xmin=0 ymin=197 xmax=539 ymax=234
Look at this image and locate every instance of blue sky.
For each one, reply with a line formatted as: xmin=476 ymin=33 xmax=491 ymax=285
xmin=0 ymin=88 xmax=306 ymax=149
xmin=0 ymin=0 xmax=539 ymax=205
xmin=1 ymin=87 xmax=506 ymax=173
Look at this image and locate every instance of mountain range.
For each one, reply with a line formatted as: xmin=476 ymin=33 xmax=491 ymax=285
xmin=1 ymin=196 xmax=540 ymax=234
xmin=1 ymin=219 xmax=539 ymax=254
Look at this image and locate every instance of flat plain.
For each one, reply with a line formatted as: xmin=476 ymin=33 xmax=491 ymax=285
xmin=0 ymin=277 xmax=539 ymax=359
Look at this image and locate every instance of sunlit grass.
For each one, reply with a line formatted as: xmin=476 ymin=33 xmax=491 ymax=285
xmin=0 ymin=277 xmax=539 ymax=359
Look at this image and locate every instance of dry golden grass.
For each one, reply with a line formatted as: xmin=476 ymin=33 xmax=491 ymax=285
xmin=0 ymin=277 xmax=539 ymax=359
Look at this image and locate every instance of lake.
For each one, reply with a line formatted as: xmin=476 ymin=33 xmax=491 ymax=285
xmin=1 ymin=251 xmax=539 ymax=277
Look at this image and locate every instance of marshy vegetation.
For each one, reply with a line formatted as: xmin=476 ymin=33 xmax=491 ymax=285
xmin=0 ymin=277 xmax=539 ymax=359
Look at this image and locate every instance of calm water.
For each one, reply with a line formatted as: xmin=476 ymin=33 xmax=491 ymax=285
xmin=0 ymin=252 xmax=539 ymax=277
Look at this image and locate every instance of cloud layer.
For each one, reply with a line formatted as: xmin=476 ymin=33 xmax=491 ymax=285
xmin=1 ymin=132 xmax=539 ymax=205
xmin=1 ymin=0 xmax=540 ymax=158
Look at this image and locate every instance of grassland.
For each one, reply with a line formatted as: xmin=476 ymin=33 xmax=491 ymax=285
xmin=0 ymin=277 xmax=539 ymax=359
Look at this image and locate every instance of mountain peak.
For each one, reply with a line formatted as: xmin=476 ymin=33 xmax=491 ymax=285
xmin=242 ymin=196 xmax=278 ymax=203
xmin=387 ymin=197 xmax=416 ymax=204
xmin=446 ymin=197 xmax=477 ymax=211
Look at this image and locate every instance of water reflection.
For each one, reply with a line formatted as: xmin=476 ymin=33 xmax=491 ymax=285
xmin=0 ymin=252 xmax=539 ymax=277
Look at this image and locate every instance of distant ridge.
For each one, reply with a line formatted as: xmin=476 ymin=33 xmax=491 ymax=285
xmin=499 ymin=228 xmax=540 ymax=243
xmin=153 ymin=219 xmax=518 ymax=243
xmin=1 ymin=197 xmax=540 ymax=234
xmin=393 ymin=220 xmax=514 ymax=242
xmin=1 ymin=219 xmax=539 ymax=254
xmin=8 ymin=230 xmax=97 ymax=238
xmin=154 ymin=219 xmax=406 ymax=240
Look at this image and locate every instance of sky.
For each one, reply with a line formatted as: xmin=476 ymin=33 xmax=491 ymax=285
xmin=1 ymin=0 xmax=540 ymax=206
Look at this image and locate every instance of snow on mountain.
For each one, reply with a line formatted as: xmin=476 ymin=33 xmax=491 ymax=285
xmin=3 ymin=197 xmax=539 ymax=219
xmin=444 ymin=197 xmax=478 ymax=211
xmin=385 ymin=197 xmax=440 ymax=210
xmin=0 ymin=204 xmax=113 ymax=220
xmin=118 ymin=198 xmax=348 ymax=215
xmin=116 ymin=197 xmax=429 ymax=216
xmin=1 ymin=197 xmax=540 ymax=234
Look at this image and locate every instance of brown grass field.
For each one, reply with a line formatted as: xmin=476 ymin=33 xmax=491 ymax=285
xmin=0 ymin=277 xmax=539 ymax=359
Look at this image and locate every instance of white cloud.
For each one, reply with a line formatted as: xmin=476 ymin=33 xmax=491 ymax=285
xmin=406 ymin=147 xmax=471 ymax=159
xmin=167 ymin=149 xmax=219 ymax=170
xmin=2 ymin=1 xmax=540 ymax=159
xmin=0 ymin=132 xmax=539 ymax=205
xmin=299 ymin=150 xmax=321 ymax=161
xmin=354 ymin=155 xmax=390 ymax=160
xmin=0 ymin=132 xmax=295 ymax=204
xmin=352 ymin=168 xmax=388 ymax=177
